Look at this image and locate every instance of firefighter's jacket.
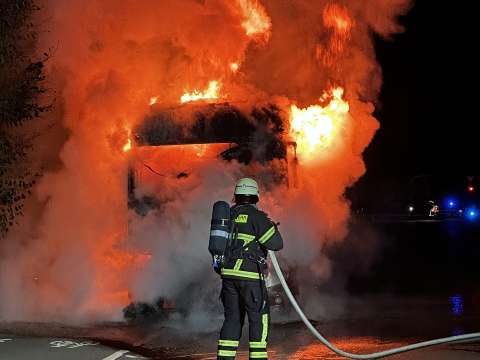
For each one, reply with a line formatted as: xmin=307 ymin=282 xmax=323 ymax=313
xmin=221 ymin=204 xmax=283 ymax=281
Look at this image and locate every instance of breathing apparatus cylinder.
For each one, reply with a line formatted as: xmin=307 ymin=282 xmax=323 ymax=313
xmin=208 ymin=201 xmax=231 ymax=261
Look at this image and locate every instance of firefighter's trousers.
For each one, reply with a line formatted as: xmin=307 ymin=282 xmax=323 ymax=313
xmin=217 ymin=278 xmax=269 ymax=359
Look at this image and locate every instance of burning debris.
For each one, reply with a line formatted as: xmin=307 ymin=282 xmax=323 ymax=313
xmin=0 ymin=0 xmax=411 ymax=322
xmin=180 ymin=81 xmax=222 ymax=103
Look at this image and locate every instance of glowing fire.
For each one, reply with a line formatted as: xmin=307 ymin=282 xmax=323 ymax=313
xmin=123 ymin=137 xmax=132 ymax=152
xmin=11 ymin=0 xmax=407 ymax=322
xmin=94 ymin=245 xmax=152 ymax=307
xmin=323 ymin=3 xmax=353 ymax=35
xmin=237 ymin=0 xmax=271 ymax=42
xmin=180 ymin=81 xmax=221 ymax=103
xmin=194 ymin=144 xmax=207 ymax=157
xmin=103 ymin=250 xmax=152 ymax=271
xmin=317 ymin=3 xmax=354 ymax=66
xmin=289 ymin=87 xmax=349 ymax=161
xmin=149 ymin=96 xmax=158 ymax=105
xmin=230 ymin=62 xmax=239 ymax=72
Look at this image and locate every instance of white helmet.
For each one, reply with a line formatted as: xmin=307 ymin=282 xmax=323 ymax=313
xmin=234 ymin=178 xmax=259 ymax=197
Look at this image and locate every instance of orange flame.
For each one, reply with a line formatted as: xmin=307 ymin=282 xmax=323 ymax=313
xmin=8 ymin=0 xmax=409 ymax=322
xmin=93 ymin=245 xmax=152 ymax=307
xmin=123 ymin=137 xmax=132 ymax=152
xmin=230 ymin=62 xmax=240 ymax=72
xmin=180 ymin=81 xmax=221 ymax=103
xmin=289 ymin=87 xmax=349 ymax=162
xmin=317 ymin=3 xmax=354 ymax=66
xmin=193 ymin=144 xmax=207 ymax=157
xmin=323 ymin=3 xmax=353 ymax=35
xmin=103 ymin=249 xmax=152 ymax=271
xmin=238 ymin=0 xmax=271 ymax=42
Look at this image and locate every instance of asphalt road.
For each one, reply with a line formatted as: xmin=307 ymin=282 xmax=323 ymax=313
xmin=1 ymin=318 xmax=480 ymax=360
xmin=0 ymin=336 xmax=147 ymax=360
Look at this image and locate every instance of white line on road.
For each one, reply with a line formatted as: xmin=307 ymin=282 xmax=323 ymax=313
xmin=170 ymin=353 xmax=216 ymax=358
xmin=102 ymin=350 xmax=129 ymax=360
xmin=50 ymin=340 xmax=98 ymax=349
xmin=0 ymin=339 xmax=12 ymax=343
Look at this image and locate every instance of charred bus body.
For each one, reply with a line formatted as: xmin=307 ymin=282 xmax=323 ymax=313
xmin=124 ymin=102 xmax=298 ymax=322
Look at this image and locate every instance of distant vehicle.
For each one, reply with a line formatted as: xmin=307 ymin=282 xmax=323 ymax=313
xmin=406 ymin=175 xmax=480 ymax=221
xmin=406 ymin=199 xmax=476 ymax=221
xmin=407 ymin=200 xmax=442 ymax=218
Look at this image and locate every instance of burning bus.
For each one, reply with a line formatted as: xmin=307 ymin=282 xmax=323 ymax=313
xmin=7 ymin=0 xmax=412 ymax=323
xmin=123 ymin=98 xmax=299 ymax=320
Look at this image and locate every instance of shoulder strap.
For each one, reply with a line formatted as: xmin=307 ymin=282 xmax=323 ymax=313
xmin=223 ymin=206 xmax=242 ymax=259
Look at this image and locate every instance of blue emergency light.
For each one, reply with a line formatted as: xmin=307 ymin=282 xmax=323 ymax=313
xmin=466 ymin=208 xmax=477 ymax=220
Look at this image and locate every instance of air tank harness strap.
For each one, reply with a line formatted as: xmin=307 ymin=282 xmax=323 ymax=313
xmin=228 ymin=245 xmax=267 ymax=268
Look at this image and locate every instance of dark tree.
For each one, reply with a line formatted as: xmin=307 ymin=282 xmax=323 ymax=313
xmin=0 ymin=0 xmax=50 ymax=236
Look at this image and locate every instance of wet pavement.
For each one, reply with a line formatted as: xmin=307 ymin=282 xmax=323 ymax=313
xmin=2 ymin=294 xmax=480 ymax=360
xmin=0 ymin=335 xmax=146 ymax=360
xmin=137 ymin=314 xmax=480 ymax=359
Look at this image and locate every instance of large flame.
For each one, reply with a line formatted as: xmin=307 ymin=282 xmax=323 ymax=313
xmin=237 ymin=0 xmax=271 ymax=42
xmin=1 ymin=0 xmax=410 ymax=322
xmin=289 ymin=87 xmax=349 ymax=162
xmin=180 ymin=81 xmax=221 ymax=103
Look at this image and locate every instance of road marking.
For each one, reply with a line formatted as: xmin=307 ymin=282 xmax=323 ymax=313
xmin=102 ymin=350 xmax=129 ymax=360
xmin=172 ymin=353 xmax=216 ymax=358
xmin=125 ymin=355 xmax=147 ymax=359
xmin=0 ymin=339 xmax=12 ymax=343
xmin=50 ymin=340 xmax=98 ymax=349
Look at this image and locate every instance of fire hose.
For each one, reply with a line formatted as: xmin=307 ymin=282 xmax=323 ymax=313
xmin=268 ymin=251 xmax=480 ymax=359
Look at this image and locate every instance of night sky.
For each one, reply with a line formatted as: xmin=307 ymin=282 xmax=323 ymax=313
xmin=350 ymin=1 xmax=477 ymax=209
xmin=366 ymin=1 xmax=476 ymax=174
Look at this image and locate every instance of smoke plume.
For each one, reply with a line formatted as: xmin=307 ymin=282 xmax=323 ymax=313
xmin=0 ymin=0 xmax=411 ymax=322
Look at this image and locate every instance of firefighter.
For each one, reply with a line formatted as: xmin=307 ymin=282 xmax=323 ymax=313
xmin=217 ymin=178 xmax=283 ymax=360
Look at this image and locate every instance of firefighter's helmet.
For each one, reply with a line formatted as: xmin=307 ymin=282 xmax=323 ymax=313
xmin=234 ymin=178 xmax=259 ymax=197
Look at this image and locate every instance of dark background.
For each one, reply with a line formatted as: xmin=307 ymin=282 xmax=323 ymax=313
xmin=348 ymin=1 xmax=479 ymax=212
xmin=336 ymin=2 xmax=480 ymax=297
